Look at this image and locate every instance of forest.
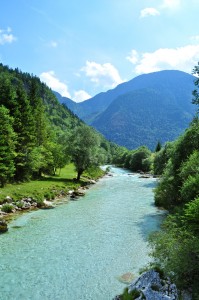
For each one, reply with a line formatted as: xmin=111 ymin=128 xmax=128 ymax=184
xmin=0 ymin=63 xmax=116 ymax=188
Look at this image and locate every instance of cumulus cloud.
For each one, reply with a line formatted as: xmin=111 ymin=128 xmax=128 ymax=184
xmin=127 ymin=45 xmax=199 ymax=75
xmin=81 ymin=61 xmax=124 ymax=89
xmin=73 ymin=90 xmax=91 ymax=102
xmin=140 ymin=0 xmax=181 ymax=18
xmin=126 ymin=49 xmax=139 ymax=64
xmin=40 ymin=71 xmax=71 ymax=98
xmin=0 ymin=27 xmax=16 ymax=45
xmin=140 ymin=8 xmax=160 ymax=18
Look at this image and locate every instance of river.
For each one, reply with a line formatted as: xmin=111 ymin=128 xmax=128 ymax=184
xmin=0 ymin=167 xmax=163 ymax=300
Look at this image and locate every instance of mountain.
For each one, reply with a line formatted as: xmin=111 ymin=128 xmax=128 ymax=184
xmin=55 ymin=70 xmax=196 ymax=149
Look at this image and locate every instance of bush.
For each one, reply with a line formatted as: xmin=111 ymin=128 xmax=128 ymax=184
xmin=121 ymin=287 xmax=140 ymax=300
xmin=44 ymin=192 xmax=51 ymax=200
xmin=151 ymin=284 xmax=160 ymax=291
xmin=33 ymin=194 xmax=44 ymax=207
xmin=15 ymin=201 xmax=24 ymax=209
xmin=1 ymin=203 xmax=14 ymax=213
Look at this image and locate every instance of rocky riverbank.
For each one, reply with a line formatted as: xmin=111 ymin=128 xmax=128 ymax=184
xmin=114 ymin=270 xmax=178 ymax=300
xmin=114 ymin=269 xmax=193 ymax=300
xmin=0 ymin=179 xmax=98 ymax=233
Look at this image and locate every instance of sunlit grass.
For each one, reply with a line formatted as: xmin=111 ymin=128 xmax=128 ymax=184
xmin=0 ymin=164 xmax=105 ymax=203
xmin=0 ymin=164 xmax=78 ymax=203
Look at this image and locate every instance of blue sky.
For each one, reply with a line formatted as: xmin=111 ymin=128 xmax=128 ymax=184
xmin=1 ymin=0 xmax=199 ymax=102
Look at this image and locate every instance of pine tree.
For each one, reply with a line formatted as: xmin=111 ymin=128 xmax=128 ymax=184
xmin=0 ymin=106 xmax=16 ymax=187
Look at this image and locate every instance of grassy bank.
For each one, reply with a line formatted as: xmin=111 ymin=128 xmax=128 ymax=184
xmin=0 ymin=164 xmax=105 ymax=204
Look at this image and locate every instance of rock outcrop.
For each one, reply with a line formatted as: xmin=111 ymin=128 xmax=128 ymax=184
xmin=114 ymin=270 xmax=178 ymax=300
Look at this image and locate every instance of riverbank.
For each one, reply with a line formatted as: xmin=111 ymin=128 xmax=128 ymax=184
xmin=0 ymin=164 xmax=105 ymax=231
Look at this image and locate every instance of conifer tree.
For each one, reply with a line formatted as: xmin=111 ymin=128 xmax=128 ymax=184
xmin=0 ymin=106 xmax=16 ymax=187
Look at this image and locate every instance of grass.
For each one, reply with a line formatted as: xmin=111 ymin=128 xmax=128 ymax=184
xmin=0 ymin=164 xmax=104 ymax=204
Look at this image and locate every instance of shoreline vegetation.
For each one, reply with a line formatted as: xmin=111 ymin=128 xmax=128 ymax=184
xmin=0 ymin=164 xmax=105 ymax=231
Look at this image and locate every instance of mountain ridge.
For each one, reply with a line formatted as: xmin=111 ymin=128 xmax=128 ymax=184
xmin=54 ymin=70 xmax=196 ymax=149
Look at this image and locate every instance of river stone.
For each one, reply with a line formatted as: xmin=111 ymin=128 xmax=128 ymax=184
xmin=114 ymin=270 xmax=178 ymax=300
xmin=117 ymin=272 xmax=135 ymax=284
xmin=42 ymin=200 xmax=55 ymax=209
xmin=5 ymin=196 xmax=12 ymax=203
xmin=129 ymin=270 xmax=178 ymax=299
xmin=0 ymin=219 xmax=8 ymax=233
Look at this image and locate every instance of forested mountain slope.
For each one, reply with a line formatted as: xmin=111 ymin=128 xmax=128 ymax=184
xmin=55 ymin=70 xmax=196 ymax=150
xmin=92 ymin=86 xmax=195 ymax=149
xmin=0 ymin=64 xmax=111 ymax=186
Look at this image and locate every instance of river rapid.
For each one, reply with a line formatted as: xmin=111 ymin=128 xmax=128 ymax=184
xmin=0 ymin=167 xmax=163 ymax=300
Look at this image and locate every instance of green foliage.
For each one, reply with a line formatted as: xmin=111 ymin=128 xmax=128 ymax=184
xmin=0 ymin=105 xmax=16 ymax=187
xmin=150 ymin=214 xmax=199 ymax=294
xmin=68 ymin=125 xmax=103 ymax=180
xmin=154 ymin=117 xmax=199 ymax=209
xmin=1 ymin=203 xmax=14 ymax=213
xmin=183 ymin=197 xmax=199 ymax=233
xmin=155 ymin=141 xmax=162 ymax=152
xmin=192 ymin=63 xmax=199 ymax=110
xmin=153 ymin=142 xmax=174 ymax=175
xmin=33 ymin=194 xmax=44 ymax=207
xmin=180 ymin=174 xmax=199 ymax=203
xmin=151 ymin=284 xmax=160 ymax=291
xmin=120 ymin=287 xmax=140 ymax=300
xmin=0 ymin=63 xmax=113 ymax=185
xmin=83 ymin=166 xmax=105 ymax=179
xmin=15 ymin=201 xmax=24 ymax=209
xmin=0 ymin=164 xmax=78 ymax=204
xmin=111 ymin=144 xmax=152 ymax=173
xmin=150 ymin=65 xmax=199 ymax=297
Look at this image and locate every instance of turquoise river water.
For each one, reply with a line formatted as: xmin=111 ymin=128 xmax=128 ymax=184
xmin=0 ymin=167 xmax=164 ymax=300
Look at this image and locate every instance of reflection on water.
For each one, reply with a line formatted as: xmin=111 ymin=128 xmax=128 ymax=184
xmin=0 ymin=166 xmax=164 ymax=300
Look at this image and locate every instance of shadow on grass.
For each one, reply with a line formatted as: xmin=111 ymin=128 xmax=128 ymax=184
xmin=40 ymin=176 xmax=85 ymax=186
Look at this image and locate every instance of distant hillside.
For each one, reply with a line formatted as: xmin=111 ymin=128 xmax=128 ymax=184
xmin=55 ymin=70 xmax=196 ymax=149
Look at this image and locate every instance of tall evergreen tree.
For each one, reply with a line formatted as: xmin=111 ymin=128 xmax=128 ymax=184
xmin=0 ymin=106 xmax=16 ymax=187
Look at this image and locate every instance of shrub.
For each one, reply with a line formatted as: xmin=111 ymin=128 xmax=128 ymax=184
xmin=1 ymin=203 xmax=14 ymax=213
xmin=15 ymin=201 xmax=24 ymax=209
xmin=33 ymin=194 xmax=44 ymax=207
xmin=44 ymin=192 xmax=51 ymax=200
xmin=121 ymin=287 xmax=140 ymax=300
xmin=151 ymin=284 xmax=160 ymax=291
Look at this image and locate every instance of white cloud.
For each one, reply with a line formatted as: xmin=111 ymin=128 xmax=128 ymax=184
xmin=73 ymin=90 xmax=91 ymax=102
xmin=81 ymin=61 xmax=124 ymax=89
xmin=126 ymin=49 xmax=139 ymax=64
xmin=140 ymin=7 xmax=160 ymax=18
xmin=40 ymin=71 xmax=71 ymax=98
xmin=0 ymin=27 xmax=16 ymax=45
xmin=127 ymin=45 xmax=199 ymax=75
xmin=140 ymin=0 xmax=181 ymax=18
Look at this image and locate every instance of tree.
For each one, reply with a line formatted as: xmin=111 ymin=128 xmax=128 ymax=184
xmin=155 ymin=141 xmax=162 ymax=152
xmin=153 ymin=142 xmax=174 ymax=175
xmin=192 ymin=63 xmax=199 ymax=110
xmin=68 ymin=125 xmax=100 ymax=180
xmin=0 ymin=106 xmax=16 ymax=187
xmin=128 ymin=146 xmax=151 ymax=172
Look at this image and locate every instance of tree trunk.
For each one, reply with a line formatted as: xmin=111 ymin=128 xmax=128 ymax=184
xmin=77 ymin=169 xmax=83 ymax=181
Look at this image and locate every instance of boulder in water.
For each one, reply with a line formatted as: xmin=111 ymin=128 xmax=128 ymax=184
xmin=0 ymin=219 xmax=8 ymax=233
